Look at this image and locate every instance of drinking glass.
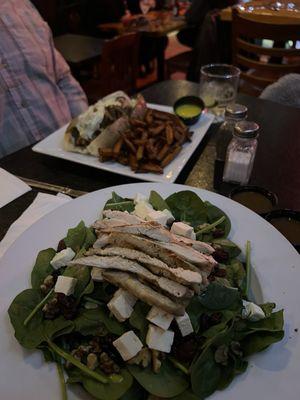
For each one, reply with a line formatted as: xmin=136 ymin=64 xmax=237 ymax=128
xmin=199 ymin=64 xmax=241 ymax=121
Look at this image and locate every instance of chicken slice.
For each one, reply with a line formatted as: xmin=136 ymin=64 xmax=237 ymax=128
xmin=69 ymin=255 xmax=193 ymax=299
xmin=86 ymin=246 xmax=202 ymax=285
xmin=102 ymin=271 xmax=185 ymax=316
xmin=102 ymin=210 xmax=143 ymax=224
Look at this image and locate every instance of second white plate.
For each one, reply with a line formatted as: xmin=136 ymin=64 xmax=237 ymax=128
xmin=32 ymin=104 xmax=214 ymax=183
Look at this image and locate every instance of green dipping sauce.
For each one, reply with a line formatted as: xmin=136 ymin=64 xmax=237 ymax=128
xmin=175 ymin=104 xmax=202 ymax=119
xmin=231 ymin=191 xmax=273 ymax=214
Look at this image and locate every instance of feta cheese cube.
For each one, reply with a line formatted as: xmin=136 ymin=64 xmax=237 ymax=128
xmin=175 ymin=312 xmax=194 ymax=337
xmin=242 ymin=300 xmax=265 ymax=322
xmin=108 ymin=289 xmax=137 ymax=322
xmin=145 ymin=209 xmax=175 ymax=227
xmin=171 ymin=222 xmax=196 ymax=240
xmin=134 ymin=201 xmax=154 ymax=220
xmin=50 ymin=247 xmax=75 ymax=270
xmin=54 ymin=276 xmax=77 ymax=296
xmin=91 ymin=267 xmax=104 ymax=282
xmin=146 ymin=324 xmax=174 ymax=353
xmin=162 ymin=209 xmax=175 ymax=224
xmin=113 ymin=331 xmax=143 ymax=361
xmin=147 ymin=307 xmax=174 ymax=330
xmin=134 ymin=193 xmax=148 ymax=204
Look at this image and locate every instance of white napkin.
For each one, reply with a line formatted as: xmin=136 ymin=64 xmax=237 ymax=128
xmin=0 ymin=192 xmax=72 ymax=258
xmin=0 ymin=168 xmax=31 ymax=208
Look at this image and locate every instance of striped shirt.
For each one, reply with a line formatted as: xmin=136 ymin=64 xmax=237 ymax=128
xmin=0 ymin=0 xmax=88 ymax=158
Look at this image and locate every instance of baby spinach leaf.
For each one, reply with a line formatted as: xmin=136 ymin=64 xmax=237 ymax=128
xmin=31 ymin=248 xmax=56 ymax=289
xmin=205 ymin=201 xmax=231 ymax=238
xmin=43 ymin=317 xmax=74 ymax=340
xmin=166 ymin=191 xmax=207 ymax=227
xmin=149 ymin=191 xmax=170 ymax=211
xmin=191 ymin=347 xmax=221 ymax=399
xmin=129 ymin=302 xmax=151 ymax=343
xmin=104 ymin=192 xmax=135 ymax=213
xmin=226 ymin=259 xmax=246 ymax=290
xmin=128 ymin=360 xmax=189 ymax=398
xmin=241 ymin=330 xmax=284 ymax=356
xmin=83 ymin=227 xmax=97 ymax=249
xmin=212 ymin=238 xmax=242 ymax=259
xmin=74 ymin=308 xmax=125 ymax=336
xmin=119 ymin=382 xmax=146 ymax=400
xmin=199 ymin=283 xmax=241 ymax=311
xmin=186 ymin=296 xmax=206 ymax=332
xmin=82 ymin=369 xmax=133 ymax=400
xmin=64 ymin=221 xmax=87 ymax=253
xmin=8 ymin=289 xmax=44 ymax=349
xmin=171 ymin=390 xmax=199 ymax=400
xmin=89 ymin=282 xmax=115 ymax=303
xmin=63 ymin=264 xmax=91 ymax=298
xmin=245 ymin=310 xmax=284 ymax=333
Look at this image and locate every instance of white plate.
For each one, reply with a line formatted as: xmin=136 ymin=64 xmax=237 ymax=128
xmin=32 ymin=104 xmax=214 ymax=183
xmin=0 ymin=183 xmax=299 ymax=400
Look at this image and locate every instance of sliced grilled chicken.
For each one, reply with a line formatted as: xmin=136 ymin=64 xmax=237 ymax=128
xmin=98 ymin=219 xmax=214 ymax=255
xmin=105 ymin=232 xmax=201 ymax=273
xmin=158 ymin=242 xmax=217 ymax=274
xmin=102 ymin=271 xmax=185 ymax=316
xmin=173 ymin=235 xmax=215 ymax=254
xmin=69 ymin=255 xmax=193 ymax=299
xmin=86 ymin=246 xmax=202 ymax=285
xmin=93 ymin=234 xmax=110 ymax=249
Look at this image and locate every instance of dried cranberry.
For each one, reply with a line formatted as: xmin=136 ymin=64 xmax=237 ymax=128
xmin=214 ymin=267 xmax=227 ymax=278
xmin=212 ymin=229 xmax=225 ymax=238
xmin=173 ymin=337 xmax=199 ymax=363
xmin=57 ymin=239 xmax=66 ymax=252
xmin=212 ymin=249 xmax=229 ymax=263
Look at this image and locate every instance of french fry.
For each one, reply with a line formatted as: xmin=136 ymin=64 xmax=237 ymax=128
xmin=129 ymin=154 xmax=138 ymax=171
xmin=99 ymin=148 xmax=114 ymax=162
xmin=137 ymin=162 xmax=163 ymax=174
xmin=152 ymin=109 xmax=172 ymax=121
xmin=113 ymin=138 xmax=123 ymax=156
xmin=157 ymin=144 xmax=169 ymax=161
xmin=161 ymin=145 xmax=182 ymax=167
xmin=130 ymin=118 xmax=147 ymax=128
xmin=149 ymin=123 xmax=165 ymax=136
xmin=122 ymin=134 xmax=136 ymax=154
xmin=136 ymin=145 xmax=144 ymax=161
xmin=145 ymin=109 xmax=153 ymax=125
xmin=166 ymin=124 xmax=174 ymax=145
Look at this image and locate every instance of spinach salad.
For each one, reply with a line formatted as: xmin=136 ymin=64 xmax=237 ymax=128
xmin=8 ymin=190 xmax=284 ymax=400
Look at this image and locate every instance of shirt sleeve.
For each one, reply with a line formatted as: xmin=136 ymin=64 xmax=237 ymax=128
xmin=52 ymin=45 xmax=88 ymax=118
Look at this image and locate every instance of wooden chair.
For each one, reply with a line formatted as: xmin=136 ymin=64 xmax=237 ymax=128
xmin=166 ymin=50 xmax=193 ymax=79
xmin=232 ymin=8 xmax=300 ymax=96
xmin=82 ymin=33 xmax=140 ymax=104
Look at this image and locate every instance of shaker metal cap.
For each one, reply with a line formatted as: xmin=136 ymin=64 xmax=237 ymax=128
xmin=225 ymin=104 xmax=248 ymax=119
xmin=234 ymin=120 xmax=259 ymax=138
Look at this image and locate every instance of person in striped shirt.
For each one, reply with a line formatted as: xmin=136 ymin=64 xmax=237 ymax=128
xmin=0 ymin=0 xmax=88 ymax=159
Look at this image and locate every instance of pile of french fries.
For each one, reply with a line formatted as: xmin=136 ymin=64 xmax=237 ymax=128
xmin=99 ymin=108 xmax=193 ymax=174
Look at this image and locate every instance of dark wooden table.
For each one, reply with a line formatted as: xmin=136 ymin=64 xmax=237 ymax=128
xmin=54 ymin=34 xmax=104 ymax=65
xmin=1 ymin=80 xmax=300 ymax=241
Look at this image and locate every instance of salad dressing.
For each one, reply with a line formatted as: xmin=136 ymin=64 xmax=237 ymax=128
xmin=175 ymin=104 xmax=202 ymax=119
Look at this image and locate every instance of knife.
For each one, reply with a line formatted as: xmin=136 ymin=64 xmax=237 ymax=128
xmin=17 ymin=176 xmax=88 ymax=198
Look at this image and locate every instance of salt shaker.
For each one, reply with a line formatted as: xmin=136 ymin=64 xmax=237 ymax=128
xmin=216 ymin=104 xmax=248 ymax=162
xmin=223 ymin=121 xmax=259 ymax=185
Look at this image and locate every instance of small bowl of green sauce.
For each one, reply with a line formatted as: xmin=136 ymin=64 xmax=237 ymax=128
xmin=174 ymin=96 xmax=204 ymax=126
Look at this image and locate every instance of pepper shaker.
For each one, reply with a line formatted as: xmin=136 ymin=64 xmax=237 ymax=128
xmin=223 ymin=121 xmax=259 ymax=185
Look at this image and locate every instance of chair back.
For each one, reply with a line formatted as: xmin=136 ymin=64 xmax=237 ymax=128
xmin=232 ymin=8 xmax=300 ymax=91
xmin=98 ymin=33 xmax=140 ymax=95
